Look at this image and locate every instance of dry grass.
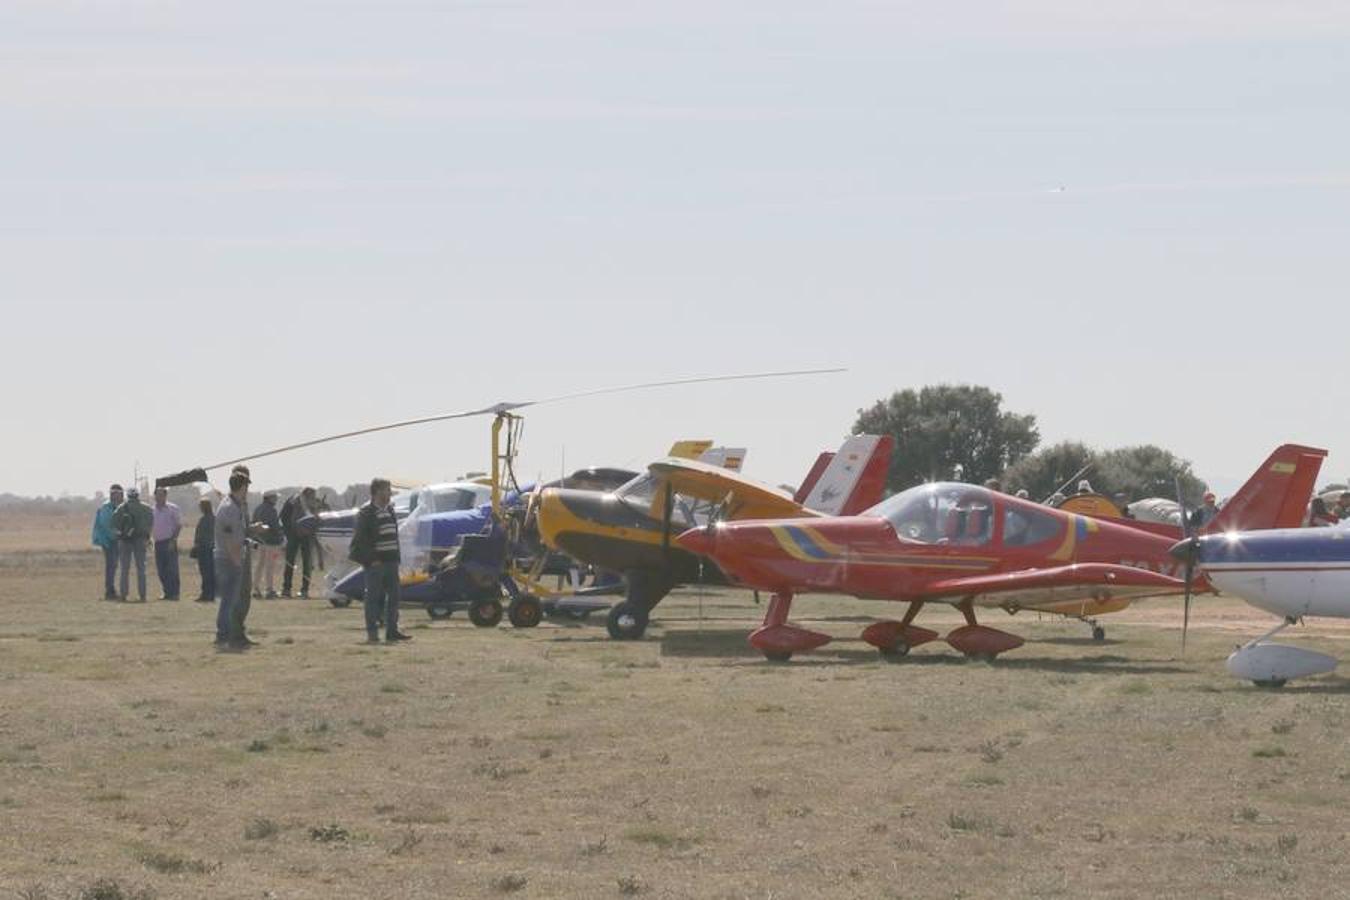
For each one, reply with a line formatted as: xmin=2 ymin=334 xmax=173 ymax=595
xmin=3 ymin=514 xmax=1350 ymax=897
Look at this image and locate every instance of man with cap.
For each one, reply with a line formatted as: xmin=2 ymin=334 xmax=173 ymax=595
xmin=152 ymin=486 xmax=183 ymax=600
xmin=113 ymin=487 xmax=154 ymax=601
xmin=215 ymin=471 xmax=256 ymax=649
xmin=250 ymin=490 xmax=284 ymax=599
xmin=1189 ymin=491 xmax=1220 ymax=530
xmin=91 ymin=484 xmax=124 ymax=600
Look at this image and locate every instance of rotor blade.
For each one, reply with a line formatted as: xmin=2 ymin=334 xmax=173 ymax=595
xmin=196 ymin=367 xmax=844 ymax=474
xmin=202 ymin=403 xmax=526 ymax=472
xmin=532 ymin=367 xmax=846 ymax=407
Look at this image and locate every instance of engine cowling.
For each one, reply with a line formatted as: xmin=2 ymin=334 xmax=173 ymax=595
xmin=1226 ymin=642 xmax=1337 ymax=686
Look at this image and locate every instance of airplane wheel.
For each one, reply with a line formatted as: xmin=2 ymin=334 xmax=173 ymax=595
xmin=1253 ymin=679 xmax=1287 ymax=689
xmin=1091 ymin=625 xmax=1106 ymax=642
xmin=330 ymin=595 xmax=352 ymax=608
xmin=763 ymin=651 xmax=793 ymax=663
xmin=426 ymin=603 xmax=453 ymax=620
xmin=468 ymin=597 xmax=503 ymax=628
xmin=879 ymin=641 xmax=910 ymax=662
xmin=606 ymin=602 xmax=648 ymax=640
xmin=508 ymin=595 xmax=543 ymax=629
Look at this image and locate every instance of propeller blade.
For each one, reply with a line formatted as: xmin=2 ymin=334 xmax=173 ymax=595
xmin=193 ymin=367 xmax=845 ymax=473
xmin=661 ymin=480 xmax=675 ymax=559
xmin=1182 ymin=555 xmax=1193 ymax=653
xmin=1173 ymin=474 xmax=1195 ymax=652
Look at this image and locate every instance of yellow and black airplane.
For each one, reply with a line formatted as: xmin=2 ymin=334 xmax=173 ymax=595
xmin=535 ymin=435 xmax=893 ymax=639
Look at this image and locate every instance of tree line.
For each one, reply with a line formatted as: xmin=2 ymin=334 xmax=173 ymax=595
xmin=854 ymin=384 xmax=1207 ymax=503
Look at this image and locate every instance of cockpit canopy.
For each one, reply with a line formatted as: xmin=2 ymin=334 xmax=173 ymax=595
xmin=865 ymin=482 xmax=1065 ymax=548
xmin=865 ymin=483 xmax=995 ymax=545
xmin=614 ymin=473 xmax=711 ymax=529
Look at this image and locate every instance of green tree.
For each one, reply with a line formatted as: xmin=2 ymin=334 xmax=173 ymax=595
xmin=853 ymin=385 xmax=1039 ymax=493
xmin=1096 ymin=446 xmax=1204 ymax=504
xmin=1001 ymin=442 xmax=1205 ymax=504
xmin=1000 ymin=441 xmax=1095 ymax=501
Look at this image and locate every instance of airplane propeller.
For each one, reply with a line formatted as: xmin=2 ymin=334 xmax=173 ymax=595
xmin=155 ymin=367 xmax=844 ymax=487
xmin=661 ymin=480 xmax=675 ymax=561
xmin=1168 ymin=475 xmax=1200 ymax=652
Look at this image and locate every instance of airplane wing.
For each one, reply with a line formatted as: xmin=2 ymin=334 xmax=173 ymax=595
xmin=924 ymin=563 xmax=1187 ymax=611
xmin=647 ymin=457 xmax=818 ymax=521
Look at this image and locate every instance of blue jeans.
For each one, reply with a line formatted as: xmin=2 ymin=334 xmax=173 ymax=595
xmin=216 ymin=559 xmax=243 ymax=643
xmin=102 ymin=545 xmax=118 ymax=597
xmin=154 ymin=539 xmax=181 ymax=599
xmin=118 ymin=538 xmax=147 ymax=600
xmin=196 ymin=547 xmax=215 ymax=599
xmin=363 ymin=563 xmax=401 ymax=639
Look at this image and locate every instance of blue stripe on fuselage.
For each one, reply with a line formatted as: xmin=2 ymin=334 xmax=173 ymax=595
xmin=784 ymin=526 xmax=835 ymax=561
xmin=1199 ymin=528 xmax=1350 ymax=566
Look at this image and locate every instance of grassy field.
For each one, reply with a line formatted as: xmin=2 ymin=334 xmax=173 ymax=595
xmin=3 ymin=516 xmax=1350 ymax=899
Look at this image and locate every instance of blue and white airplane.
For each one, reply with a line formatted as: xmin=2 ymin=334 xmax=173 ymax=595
xmin=1178 ymin=526 xmax=1350 ymax=687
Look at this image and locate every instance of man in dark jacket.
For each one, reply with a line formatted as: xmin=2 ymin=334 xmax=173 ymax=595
xmin=251 ymin=491 xmax=284 ymax=599
xmin=193 ymin=497 xmax=215 ymax=601
xmin=349 ymin=478 xmax=411 ymax=644
xmin=113 ymin=488 xmax=154 ymax=601
xmin=280 ymin=487 xmax=318 ymax=598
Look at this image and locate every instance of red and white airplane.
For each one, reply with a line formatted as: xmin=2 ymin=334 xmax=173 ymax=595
xmin=677 ymin=444 xmax=1326 ymax=662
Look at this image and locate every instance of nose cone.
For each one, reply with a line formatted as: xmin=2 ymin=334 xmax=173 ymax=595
xmin=1169 ymin=536 xmax=1201 ymax=564
xmin=675 ymin=526 xmax=715 ymax=556
xmin=535 ymin=487 xmax=569 ymax=550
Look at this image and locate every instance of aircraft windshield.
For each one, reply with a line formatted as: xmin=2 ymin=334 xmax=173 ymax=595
xmin=430 ymin=488 xmax=482 ymax=513
xmin=866 ymin=483 xmax=994 ymax=545
xmin=614 ymin=474 xmax=709 ymax=527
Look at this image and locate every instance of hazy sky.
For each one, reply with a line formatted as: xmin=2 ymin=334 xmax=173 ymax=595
xmin=5 ymin=1 xmax=1349 ymax=497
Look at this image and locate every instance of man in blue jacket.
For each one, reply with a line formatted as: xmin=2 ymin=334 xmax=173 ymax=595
xmin=91 ymin=483 xmax=124 ymax=600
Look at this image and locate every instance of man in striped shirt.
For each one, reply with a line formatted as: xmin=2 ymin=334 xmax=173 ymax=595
xmin=349 ymin=478 xmax=412 ymax=644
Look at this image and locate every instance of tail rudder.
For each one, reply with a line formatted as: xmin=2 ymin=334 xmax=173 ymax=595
xmin=1206 ymin=443 xmax=1327 ymax=533
xmin=794 ymin=452 xmax=835 ymax=503
xmin=802 ymin=434 xmax=895 ymax=516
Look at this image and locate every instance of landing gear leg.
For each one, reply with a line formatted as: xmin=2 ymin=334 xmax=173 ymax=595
xmin=747 ymin=592 xmax=831 ymax=662
xmin=605 ymin=571 xmax=671 ymax=641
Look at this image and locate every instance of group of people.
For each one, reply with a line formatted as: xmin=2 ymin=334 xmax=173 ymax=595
xmin=91 ymin=472 xmax=410 ymax=650
xmin=91 ymin=484 xmax=184 ymax=602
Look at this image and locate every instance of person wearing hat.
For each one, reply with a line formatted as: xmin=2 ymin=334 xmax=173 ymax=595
xmin=215 ymin=471 xmax=255 ymax=649
xmin=250 ymin=490 xmax=284 ymax=599
xmin=113 ymin=487 xmax=154 ymax=601
xmin=1189 ymin=491 xmax=1220 ymax=530
xmin=1334 ymin=491 xmax=1350 ymax=523
xmin=91 ymin=483 xmax=124 ymax=600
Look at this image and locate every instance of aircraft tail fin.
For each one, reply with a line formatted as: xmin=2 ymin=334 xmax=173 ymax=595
xmin=801 ymin=435 xmax=895 ymax=516
xmin=794 ymin=452 xmax=835 ymax=504
xmin=1205 ymin=444 xmax=1328 ymax=534
xmin=668 ymin=440 xmax=714 ymax=460
xmin=698 ymin=446 xmax=747 ymax=472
